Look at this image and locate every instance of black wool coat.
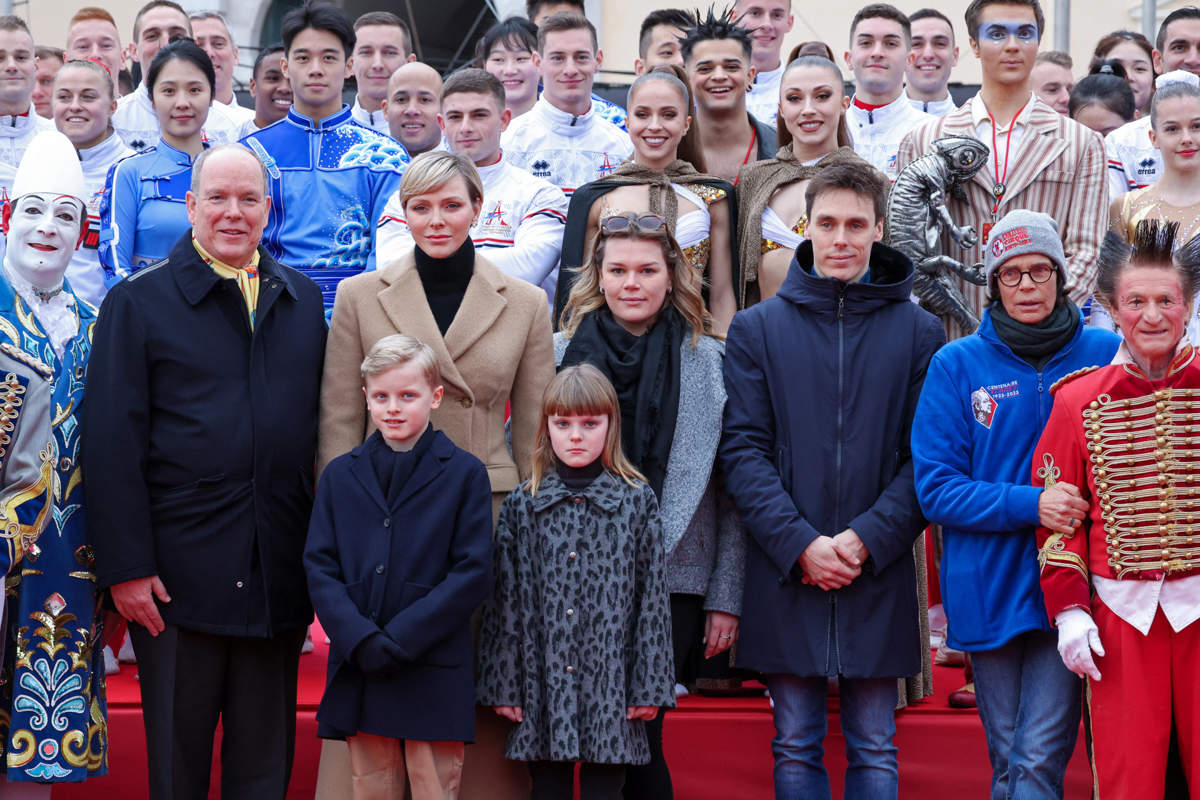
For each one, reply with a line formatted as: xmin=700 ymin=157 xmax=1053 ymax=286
xmin=83 ymin=233 xmax=327 ymax=637
xmin=719 ymin=241 xmax=944 ymax=679
xmin=305 ymin=430 xmax=494 ymax=742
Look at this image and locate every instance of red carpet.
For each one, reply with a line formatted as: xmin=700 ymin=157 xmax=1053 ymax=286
xmin=55 ymin=625 xmax=1094 ymax=799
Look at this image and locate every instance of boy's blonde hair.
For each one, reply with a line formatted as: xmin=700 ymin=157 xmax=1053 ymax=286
xmin=528 ymin=364 xmax=645 ymax=496
xmin=360 ymin=334 xmax=440 ymax=388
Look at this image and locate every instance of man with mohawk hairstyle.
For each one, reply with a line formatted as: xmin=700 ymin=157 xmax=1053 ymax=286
xmin=1032 ymin=220 xmax=1200 ymax=798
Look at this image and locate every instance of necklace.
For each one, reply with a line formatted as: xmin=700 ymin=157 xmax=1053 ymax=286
xmin=989 ymin=100 xmax=1028 ymax=215
xmin=732 ymin=128 xmax=757 ymax=187
xmin=31 ymin=285 xmax=63 ymax=303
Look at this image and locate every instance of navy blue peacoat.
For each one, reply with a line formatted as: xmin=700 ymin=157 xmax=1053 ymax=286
xmin=84 ymin=233 xmax=327 ymax=637
xmin=720 ymin=241 xmax=944 ymax=679
xmin=305 ymin=430 xmax=494 ymax=742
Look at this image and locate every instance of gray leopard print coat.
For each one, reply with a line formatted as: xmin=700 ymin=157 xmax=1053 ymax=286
xmin=476 ymin=470 xmax=675 ymax=765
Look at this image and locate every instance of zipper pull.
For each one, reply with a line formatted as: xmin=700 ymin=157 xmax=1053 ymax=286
xmin=838 ymin=292 xmax=845 ymax=319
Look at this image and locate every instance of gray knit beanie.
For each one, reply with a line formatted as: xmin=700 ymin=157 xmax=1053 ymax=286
xmin=984 ymin=209 xmax=1066 ymax=285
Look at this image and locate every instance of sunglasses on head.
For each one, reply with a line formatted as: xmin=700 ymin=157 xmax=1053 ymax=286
xmin=599 ymin=212 xmax=667 ymax=234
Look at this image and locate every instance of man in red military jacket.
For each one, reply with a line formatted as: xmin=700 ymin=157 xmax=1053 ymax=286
xmin=1032 ymin=224 xmax=1200 ymax=797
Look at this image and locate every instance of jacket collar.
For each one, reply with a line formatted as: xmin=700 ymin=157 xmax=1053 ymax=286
xmin=154 ymin=136 xmax=207 ymax=168
xmin=347 ymin=428 xmax=453 ymax=513
xmin=79 ymin=132 xmax=129 ymax=164
xmin=169 ymin=234 xmax=298 ymax=306
xmin=533 ymin=95 xmax=597 ymax=136
xmin=847 ymin=93 xmax=919 ymax=125
xmin=776 ymin=239 xmax=915 ymax=314
xmin=376 ymin=251 xmax=509 ymax=399
xmin=531 ymin=468 xmax=626 ymax=514
xmin=977 ymin=304 xmax=1085 ymax=360
xmin=286 ymin=104 xmax=353 ymax=132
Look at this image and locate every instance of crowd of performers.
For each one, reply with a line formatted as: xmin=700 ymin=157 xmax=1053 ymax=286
xmin=0 ymin=0 xmax=1195 ymax=798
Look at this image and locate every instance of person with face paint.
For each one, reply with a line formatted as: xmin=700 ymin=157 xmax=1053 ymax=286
xmin=0 ymin=17 xmax=56 ymax=272
xmin=1033 ymin=221 xmax=1200 ymax=798
xmin=53 ymin=59 xmax=132 ymax=308
xmin=897 ymin=0 xmax=1107 ymax=341
xmin=905 ymin=9 xmax=960 ymax=116
xmin=0 ymin=129 xmax=106 ymax=790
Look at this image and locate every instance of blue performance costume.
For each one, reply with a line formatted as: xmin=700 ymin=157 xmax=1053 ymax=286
xmin=0 ymin=280 xmax=104 ymax=783
xmin=240 ymin=107 xmax=409 ymax=311
xmin=98 ymin=139 xmax=203 ymax=284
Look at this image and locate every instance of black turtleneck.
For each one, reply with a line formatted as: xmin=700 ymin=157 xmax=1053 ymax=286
xmin=556 ymin=458 xmax=605 ymax=490
xmin=415 ymin=238 xmax=475 ymax=335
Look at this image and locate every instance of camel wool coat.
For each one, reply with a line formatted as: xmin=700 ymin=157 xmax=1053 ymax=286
xmin=318 ymin=251 xmax=555 ymax=497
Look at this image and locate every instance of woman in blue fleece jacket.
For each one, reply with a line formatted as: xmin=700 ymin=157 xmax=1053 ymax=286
xmin=912 ymin=210 xmax=1120 ymax=800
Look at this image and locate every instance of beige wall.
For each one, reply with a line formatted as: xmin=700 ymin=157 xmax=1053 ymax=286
xmin=29 ymin=0 xmax=140 ymax=52
xmin=597 ymin=0 xmax=1183 ymax=89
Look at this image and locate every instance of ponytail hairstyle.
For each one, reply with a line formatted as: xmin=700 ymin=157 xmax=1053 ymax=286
xmin=1069 ymin=72 xmax=1135 ymax=124
xmin=776 ymin=55 xmax=853 ymax=152
xmin=527 ymin=364 xmax=645 ymax=496
xmin=626 ymin=65 xmax=703 ymax=171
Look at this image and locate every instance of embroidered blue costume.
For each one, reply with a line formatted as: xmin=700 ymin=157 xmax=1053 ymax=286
xmin=98 ymin=139 xmax=204 ymax=283
xmin=240 ymin=106 xmax=409 ymax=311
xmin=0 ymin=279 xmax=104 ymax=783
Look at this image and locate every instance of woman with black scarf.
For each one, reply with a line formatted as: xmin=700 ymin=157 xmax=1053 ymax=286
xmin=911 ymin=210 xmax=1121 ymax=798
xmin=556 ymin=212 xmax=745 ymax=799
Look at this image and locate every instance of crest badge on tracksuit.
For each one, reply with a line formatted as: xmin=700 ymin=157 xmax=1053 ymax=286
xmin=971 ymin=386 xmax=997 ymax=428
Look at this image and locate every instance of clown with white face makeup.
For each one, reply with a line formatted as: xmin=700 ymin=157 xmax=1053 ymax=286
xmin=0 ymin=129 xmax=108 ymax=788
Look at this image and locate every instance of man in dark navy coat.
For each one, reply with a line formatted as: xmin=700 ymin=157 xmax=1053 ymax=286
xmin=83 ymin=144 xmax=327 ymax=800
xmin=720 ymin=158 xmax=944 ymax=800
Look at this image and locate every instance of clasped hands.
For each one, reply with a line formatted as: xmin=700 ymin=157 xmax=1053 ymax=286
xmin=799 ymin=529 xmax=868 ymax=591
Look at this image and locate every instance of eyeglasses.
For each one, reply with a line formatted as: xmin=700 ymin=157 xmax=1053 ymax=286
xmin=599 ymin=213 xmax=667 ymax=234
xmin=997 ymin=263 xmax=1056 ymax=286
xmin=978 ymin=22 xmax=1039 ymax=43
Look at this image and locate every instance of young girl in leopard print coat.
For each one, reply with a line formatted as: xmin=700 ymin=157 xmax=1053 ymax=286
xmin=477 ymin=365 xmax=675 ymax=799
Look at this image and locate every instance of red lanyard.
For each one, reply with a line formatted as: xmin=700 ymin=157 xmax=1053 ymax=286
xmin=732 ymin=129 xmax=757 ymax=187
xmin=989 ymin=100 xmax=1027 ymax=214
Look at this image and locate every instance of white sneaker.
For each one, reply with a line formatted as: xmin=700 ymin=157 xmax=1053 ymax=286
xmin=117 ymin=635 xmax=136 ymax=663
xmin=674 ymin=683 xmax=689 ymax=698
xmin=301 ymin=630 xmax=315 ymax=654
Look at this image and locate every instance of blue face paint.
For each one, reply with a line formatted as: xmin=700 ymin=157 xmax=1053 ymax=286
xmin=978 ymin=21 xmax=1039 ymax=43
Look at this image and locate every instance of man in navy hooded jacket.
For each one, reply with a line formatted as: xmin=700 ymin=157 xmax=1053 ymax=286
xmin=720 ymin=158 xmax=944 ymax=800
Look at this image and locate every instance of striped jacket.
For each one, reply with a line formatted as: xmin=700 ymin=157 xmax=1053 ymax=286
xmin=896 ymin=95 xmax=1107 ymax=328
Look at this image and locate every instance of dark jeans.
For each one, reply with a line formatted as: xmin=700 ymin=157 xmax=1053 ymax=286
xmin=130 ymin=622 xmax=306 ymax=800
xmin=622 ymin=593 xmax=705 ymax=800
xmin=529 ymin=761 xmax=626 ymax=800
xmin=971 ymin=629 xmax=1081 ymax=800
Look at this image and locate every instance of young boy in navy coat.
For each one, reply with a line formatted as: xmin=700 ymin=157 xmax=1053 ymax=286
xmin=304 ymin=333 xmax=494 ymax=799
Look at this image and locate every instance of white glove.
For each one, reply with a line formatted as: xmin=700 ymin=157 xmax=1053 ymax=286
xmin=1055 ymin=607 xmax=1105 ymax=681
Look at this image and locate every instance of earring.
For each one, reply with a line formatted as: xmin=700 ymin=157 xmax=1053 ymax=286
xmin=599 ymin=286 xmax=606 ymax=294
